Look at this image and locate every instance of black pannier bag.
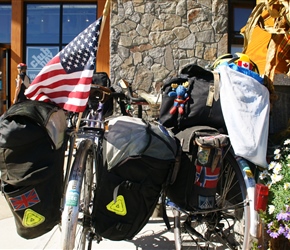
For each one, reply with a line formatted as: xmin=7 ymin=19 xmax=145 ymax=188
xmin=0 ymin=100 xmax=67 ymax=239
xmin=92 ymin=116 xmax=179 ymax=241
xmin=166 ymin=126 xmax=228 ymax=211
xmin=159 ymin=64 xmax=225 ymax=133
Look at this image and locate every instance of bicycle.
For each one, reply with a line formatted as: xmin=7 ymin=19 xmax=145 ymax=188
xmin=60 ymin=79 xmax=264 ymax=250
xmin=60 ymin=82 xmax=154 ymax=249
xmin=166 ymin=143 xmax=260 ymax=250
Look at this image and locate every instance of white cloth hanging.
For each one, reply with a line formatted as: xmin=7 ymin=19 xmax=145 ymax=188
xmin=219 ymin=65 xmax=269 ymax=168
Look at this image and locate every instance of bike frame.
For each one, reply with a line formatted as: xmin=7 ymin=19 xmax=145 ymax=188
xmin=61 ymin=102 xmax=106 ymax=249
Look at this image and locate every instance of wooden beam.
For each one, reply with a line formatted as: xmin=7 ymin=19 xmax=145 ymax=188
xmin=96 ymin=0 xmax=110 ymax=75
xmin=10 ymin=0 xmax=24 ymax=106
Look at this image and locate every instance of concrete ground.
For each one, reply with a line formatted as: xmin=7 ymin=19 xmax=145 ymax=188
xmin=0 ymin=193 xmax=176 ymax=250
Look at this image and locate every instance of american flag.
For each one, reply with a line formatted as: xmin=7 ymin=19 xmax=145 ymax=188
xmin=25 ymin=17 xmax=103 ymax=112
xmin=9 ymin=188 xmax=40 ymax=211
xmin=194 ymin=165 xmax=220 ymax=188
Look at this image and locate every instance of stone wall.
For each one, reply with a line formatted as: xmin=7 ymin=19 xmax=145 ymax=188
xmin=110 ymin=0 xmax=228 ymax=91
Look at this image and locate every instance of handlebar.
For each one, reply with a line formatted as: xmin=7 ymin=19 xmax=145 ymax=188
xmin=116 ymin=79 xmax=148 ymax=103
xmin=89 ymin=84 xmax=126 ymax=103
xmin=89 ymin=80 xmax=149 ymax=104
xmin=66 ymin=76 xmax=159 ymax=131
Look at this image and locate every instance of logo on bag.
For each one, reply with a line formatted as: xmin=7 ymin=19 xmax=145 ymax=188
xmin=194 ymin=165 xmax=220 ymax=188
xmin=9 ymin=188 xmax=40 ymax=211
xmin=198 ymin=195 xmax=215 ymax=209
xmin=106 ymin=195 xmax=127 ymax=216
xmin=197 ymin=147 xmax=210 ymax=165
xmin=22 ymin=208 xmax=45 ymax=227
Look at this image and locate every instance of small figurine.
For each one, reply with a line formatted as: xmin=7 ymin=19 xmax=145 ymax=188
xmin=168 ymin=81 xmax=189 ymax=115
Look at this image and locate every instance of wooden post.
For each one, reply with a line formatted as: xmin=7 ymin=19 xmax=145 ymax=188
xmin=96 ymin=0 xmax=110 ymax=74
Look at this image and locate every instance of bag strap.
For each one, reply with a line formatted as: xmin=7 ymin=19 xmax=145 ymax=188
xmin=161 ymin=192 xmax=171 ymax=230
xmin=206 ymin=71 xmax=220 ymax=107
xmin=213 ymin=71 xmax=220 ymax=101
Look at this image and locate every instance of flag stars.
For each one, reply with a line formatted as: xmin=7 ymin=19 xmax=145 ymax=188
xmin=59 ymin=18 xmax=102 ymax=74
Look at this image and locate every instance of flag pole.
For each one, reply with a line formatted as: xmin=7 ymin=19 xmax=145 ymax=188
xmin=99 ymin=0 xmax=111 ymax=48
xmin=76 ymin=0 xmax=111 ymax=133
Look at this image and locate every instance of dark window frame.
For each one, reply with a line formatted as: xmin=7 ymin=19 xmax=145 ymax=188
xmin=228 ymin=0 xmax=256 ymax=52
xmin=24 ymin=2 xmax=98 ymax=49
xmin=24 ymin=2 xmax=97 ymax=81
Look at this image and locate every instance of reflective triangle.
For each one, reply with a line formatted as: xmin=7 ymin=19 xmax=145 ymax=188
xmin=106 ymin=195 xmax=127 ymax=216
xmin=22 ymin=208 xmax=45 ymax=227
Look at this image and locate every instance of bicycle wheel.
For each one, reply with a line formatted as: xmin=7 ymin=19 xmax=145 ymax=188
xmin=61 ymin=139 xmax=95 ymax=250
xmin=173 ymin=150 xmax=251 ymax=250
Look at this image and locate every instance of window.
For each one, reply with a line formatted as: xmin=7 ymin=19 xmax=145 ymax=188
xmin=25 ymin=3 xmax=97 ymax=80
xmin=62 ymin=5 xmax=97 ymax=43
xmin=0 ymin=4 xmax=11 ymax=43
xmin=228 ymin=0 xmax=256 ymax=54
xmin=26 ymin=4 xmax=60 ymax=44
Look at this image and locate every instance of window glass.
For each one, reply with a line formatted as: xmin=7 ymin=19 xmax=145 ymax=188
xmin=228 ymin=0 xmax=256 ymax=50
xmin=0 ymin=5 xmax=11 ymax=43
xmin=234 ymin=7 xmax=253 ymax=34
xmin=62 ymin=5 xmax=97 ymax=43
xmin=231 ymin=44 xmax=243 ymax=54
xmin=26 ymin=4 xmax=60 ymax=44
xmin=25 ymin=3 xmax=97 ymax=79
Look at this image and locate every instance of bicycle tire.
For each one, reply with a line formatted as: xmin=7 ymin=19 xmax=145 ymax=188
xmin=173 ymin=149 xmax=251 ymax=250
xmin=61 ymin=139 xmax=95 ymax=250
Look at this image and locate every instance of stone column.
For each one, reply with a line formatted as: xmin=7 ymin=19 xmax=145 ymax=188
xmin=110 ymin=0 xmax=228 ymax=91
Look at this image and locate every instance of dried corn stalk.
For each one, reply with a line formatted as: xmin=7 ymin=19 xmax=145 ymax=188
xmin=242 ymin=0 xmax=290 ymax=100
